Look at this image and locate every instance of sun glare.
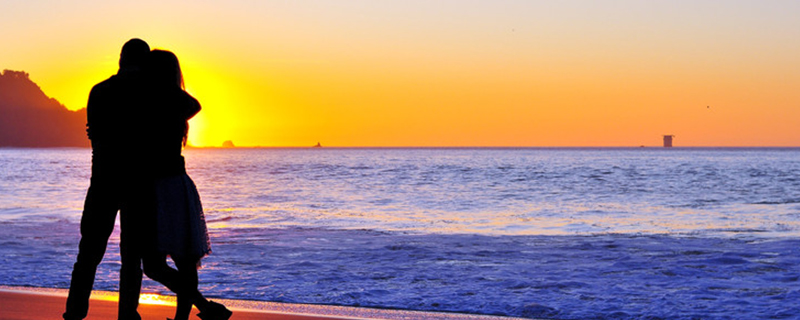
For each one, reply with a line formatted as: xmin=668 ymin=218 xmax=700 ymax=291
xmin=138 ymin=293 xmax=177 ymax=306
xmin=88 ymin=292 xmax=176 ymax=306
xmin=181 ymin=62 xmax=247 ymax=147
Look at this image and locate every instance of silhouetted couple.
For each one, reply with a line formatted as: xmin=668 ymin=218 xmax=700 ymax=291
xmin=63 ymin=39 xmax=231 ymax=320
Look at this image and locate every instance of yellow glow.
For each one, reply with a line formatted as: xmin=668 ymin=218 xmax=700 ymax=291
xmin=91 ymin=293 xmax=119 ymax=303
xmin=88 ymin=292 xmax=176 ymax=306
xmin=181 ymin=62 xmax=258 ymax=148
xmin=138 ymin=293 xmax=177 ymax=306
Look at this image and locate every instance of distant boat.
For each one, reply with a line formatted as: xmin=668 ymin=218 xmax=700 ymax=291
xmin=313 ymin=142 xmax=322 ymax=148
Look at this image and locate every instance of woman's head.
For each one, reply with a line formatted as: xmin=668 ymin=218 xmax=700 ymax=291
xmin=148 ymin=49 xmax=184 ymax=89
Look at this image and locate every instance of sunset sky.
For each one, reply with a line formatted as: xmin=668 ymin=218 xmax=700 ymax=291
xmin=2 ymin=1 xmax=799 ymax=147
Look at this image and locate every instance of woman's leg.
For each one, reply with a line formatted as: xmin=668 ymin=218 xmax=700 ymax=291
xmin=172 ymin=256 xmax=209 ymax=308
xmin=172 ymin=256 xmax=231 ymax=320
xmin=142 ymin=254 xmax=203 ymax=320
xmin=172 ymin=257 xmax=200 ymax=320
xmin=140 ymin=253 xmax=182 ymax=295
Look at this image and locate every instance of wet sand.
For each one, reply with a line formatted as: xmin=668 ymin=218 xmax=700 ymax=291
xmin=0 ymin=287 xmax=526 ymax=320
xmin=0 ymin=290 xmax=350 ymax=320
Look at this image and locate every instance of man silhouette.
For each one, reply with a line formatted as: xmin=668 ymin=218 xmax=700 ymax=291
xmin=64 ymin=38 xmax=150 ymax=320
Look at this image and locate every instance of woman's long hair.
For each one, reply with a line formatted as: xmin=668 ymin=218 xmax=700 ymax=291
xmin=149 ymin=49 xmax=185 ymax=89
xmin=149 ymin=49 xmax=189 ymax=146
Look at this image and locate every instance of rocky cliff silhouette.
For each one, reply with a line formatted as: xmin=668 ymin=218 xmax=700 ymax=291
xmin=0 ymin=70 xmax=88 ymax=147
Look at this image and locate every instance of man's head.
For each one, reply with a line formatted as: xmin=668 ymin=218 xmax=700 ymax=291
xmin=118 ymin=38 xmax=150 ymax=71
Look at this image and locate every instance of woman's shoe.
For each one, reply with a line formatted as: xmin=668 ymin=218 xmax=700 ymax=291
xmin=196 ymin=301 xmax=232 ymax=320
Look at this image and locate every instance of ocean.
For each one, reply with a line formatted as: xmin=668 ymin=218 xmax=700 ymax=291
xmin=1 ymin=147 xmax=799 ymax=319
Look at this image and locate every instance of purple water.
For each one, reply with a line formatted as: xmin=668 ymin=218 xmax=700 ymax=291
xmin=1 ymin=147 xmax=799 ymax=319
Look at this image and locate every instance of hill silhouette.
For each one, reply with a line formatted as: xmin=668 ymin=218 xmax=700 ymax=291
xmin=0 ymin=70 xmax=88 ymax=147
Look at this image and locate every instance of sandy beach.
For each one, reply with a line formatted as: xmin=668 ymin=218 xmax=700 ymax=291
xmin=0 ymin=287 xmax=526 ymax=320
xmin=0 ymin=290 xmax=350 ymax=320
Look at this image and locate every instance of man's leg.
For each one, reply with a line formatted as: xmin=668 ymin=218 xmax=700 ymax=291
xmin=118 ymin=178 xmax=156 ymax=320
xmin=64 ymin=180 xmax=119 ymax=320
xmin=118 ymin=208 xmax=143 ymax=320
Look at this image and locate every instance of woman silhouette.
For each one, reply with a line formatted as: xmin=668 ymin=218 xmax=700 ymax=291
xmin=140 ymin=49 xmax=231 ymax=320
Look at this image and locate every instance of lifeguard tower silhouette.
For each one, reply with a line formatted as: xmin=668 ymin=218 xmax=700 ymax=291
xmin=663 ymin=135 xmax=675 ymax=148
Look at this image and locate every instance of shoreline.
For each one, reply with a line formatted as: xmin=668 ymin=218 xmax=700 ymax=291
xmin=0 ymin=286 xmax=528 ymax=320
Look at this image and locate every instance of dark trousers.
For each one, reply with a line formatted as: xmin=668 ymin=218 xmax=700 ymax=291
xmin=119 ymin=206 xmax=146 ymax=320
xmin=63 ymin=175 xmax=144 ymax=320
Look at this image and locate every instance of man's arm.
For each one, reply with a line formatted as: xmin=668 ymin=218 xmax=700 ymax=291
xmin=85 ymin=86 xmax=100 ymax=141
xmin=86 ymin=80 xmax=113 ymax=147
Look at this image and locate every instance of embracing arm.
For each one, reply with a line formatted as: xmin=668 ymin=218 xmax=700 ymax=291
xmin=185 ymin=94 xmax=201 ymax=120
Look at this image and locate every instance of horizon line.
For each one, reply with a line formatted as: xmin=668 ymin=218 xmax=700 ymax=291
xmin=3 ymin=145 xmax=800 ymax=150
xmin=184 ymin=145 xmax=800 ymax=149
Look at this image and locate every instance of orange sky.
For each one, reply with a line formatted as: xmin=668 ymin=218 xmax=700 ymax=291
xmin=2 ymin=1 xmax=799 ymax=147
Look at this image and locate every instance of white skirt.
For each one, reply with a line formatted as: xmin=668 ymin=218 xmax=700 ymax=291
xmin=154 ymin=173 xmax=211 ymax=259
